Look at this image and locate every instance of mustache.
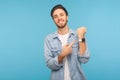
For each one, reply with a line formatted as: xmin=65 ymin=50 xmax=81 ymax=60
xmin=56 ymin=20 xmax=68 ymax=28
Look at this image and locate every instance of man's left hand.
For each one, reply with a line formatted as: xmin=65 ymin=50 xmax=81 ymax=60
xmin=76 ymin=27 xmax=87 ymax=38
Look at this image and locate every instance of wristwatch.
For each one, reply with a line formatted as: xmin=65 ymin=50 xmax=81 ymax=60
xmin=78 ymin=38 xmax=85 ymax=42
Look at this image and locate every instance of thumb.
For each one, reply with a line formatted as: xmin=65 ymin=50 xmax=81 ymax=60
xmin=68 ymin=40 xmax=76 ymax=47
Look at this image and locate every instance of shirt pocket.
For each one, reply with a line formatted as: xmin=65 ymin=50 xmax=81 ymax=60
xmin=50 ymin=47 xmax=61 ymax=57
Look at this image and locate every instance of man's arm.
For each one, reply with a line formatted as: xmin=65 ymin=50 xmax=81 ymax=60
xmin=78 ymin=38 xmax=86 ymax=55
xmin=44 ymin=37 xmax=63 ymax=70
xmin=77 ymin=27 xmax=87 ymax=55
xmin=77 ymin=27 xmax=90 ymax=63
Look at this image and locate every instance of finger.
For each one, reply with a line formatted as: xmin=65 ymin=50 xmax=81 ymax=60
xmin=68 ymin=40 xmax=76 ymax=47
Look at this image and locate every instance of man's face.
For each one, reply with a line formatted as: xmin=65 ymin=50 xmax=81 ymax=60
xmin=52 ymin=9 xmax=68 ymax=28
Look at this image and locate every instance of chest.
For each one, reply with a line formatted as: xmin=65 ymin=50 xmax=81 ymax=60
xmin=49 ymin=35 xmax=79 ymax=57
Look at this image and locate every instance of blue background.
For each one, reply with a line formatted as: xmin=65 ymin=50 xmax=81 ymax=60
xmin=0 ymin=0 xmax=120 ymax=80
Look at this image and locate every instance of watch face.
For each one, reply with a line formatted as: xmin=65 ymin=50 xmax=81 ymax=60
xmin=79 ymin=39 xmax=82 ymax=42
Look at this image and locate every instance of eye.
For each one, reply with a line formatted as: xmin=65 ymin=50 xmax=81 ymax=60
xmin=53 ymin=15 xmax=58 ymax=19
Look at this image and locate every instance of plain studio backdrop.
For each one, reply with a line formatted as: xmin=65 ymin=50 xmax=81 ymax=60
xmin=0 ymin=0 xmax=120 ymax=80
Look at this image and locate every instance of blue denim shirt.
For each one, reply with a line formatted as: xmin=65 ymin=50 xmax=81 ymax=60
xmin=44 ymin=29 xmax=90 ymax=80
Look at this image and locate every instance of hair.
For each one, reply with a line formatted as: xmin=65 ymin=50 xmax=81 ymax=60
xmin=50 ymin=4 xmax=68 ymax=18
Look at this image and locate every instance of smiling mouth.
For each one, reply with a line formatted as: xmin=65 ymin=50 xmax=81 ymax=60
xmin=58 ymin=19 xmax=63 ymax=23
xmin=59 ymin=21 xmax=63 ymax=24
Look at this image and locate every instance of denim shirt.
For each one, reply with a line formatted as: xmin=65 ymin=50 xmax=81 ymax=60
xmin=44 ymin=29 xmax=90 ymax=80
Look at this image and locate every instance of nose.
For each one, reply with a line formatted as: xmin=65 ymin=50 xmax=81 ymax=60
xmin=57 ymin=15 xmax=61 ymax=20
xmin=58 ymin=18 xmax=62 ymax=23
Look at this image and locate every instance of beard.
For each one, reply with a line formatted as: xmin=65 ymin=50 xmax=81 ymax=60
xmin=56 ymin=20 xmax=68 ymax=29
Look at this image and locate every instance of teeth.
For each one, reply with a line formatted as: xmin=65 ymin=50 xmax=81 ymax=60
xmin=58 ymin=19 xmax=63 ymax=24
xmin=59 ymin=21 xmax=62 ymax=24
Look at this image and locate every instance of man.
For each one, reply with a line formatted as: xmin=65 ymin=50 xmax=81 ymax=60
xmin=44 ymin=4 xmax=90 ymax=80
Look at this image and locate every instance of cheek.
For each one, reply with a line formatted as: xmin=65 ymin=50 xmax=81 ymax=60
xmin=53 ymin=19 xmax=58 ymax=23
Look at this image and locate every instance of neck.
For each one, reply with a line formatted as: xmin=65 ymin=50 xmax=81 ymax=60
xmin=58 ymin=25 xmax=69 ymax=35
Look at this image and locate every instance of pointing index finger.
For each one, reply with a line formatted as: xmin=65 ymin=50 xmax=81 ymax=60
xmin=68 ymin=41 xmax=76 ymax=47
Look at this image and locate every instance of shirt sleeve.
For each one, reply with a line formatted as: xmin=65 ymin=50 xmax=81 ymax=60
xmin=44 ymin=37 xmax=63 ymax=70
xmin=77 ymin=47 xmax=90 ymax=64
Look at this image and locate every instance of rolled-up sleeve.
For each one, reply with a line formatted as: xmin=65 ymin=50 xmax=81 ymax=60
xmin=44 ymin=37 xmax=63 ymax=70
xmin=77 ymin=48 xmax=90 ymax=64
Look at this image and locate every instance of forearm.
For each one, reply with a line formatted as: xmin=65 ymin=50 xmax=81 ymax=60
xmin=77 ymin=26 xmax=87 ymax=55
xmin=78 ymin=39 xmax=90 ymax=63
xmin=46 ymin=56 xmax=63 ymax=70
xmin=78 ymin=48 xmax=90 ymax=63
xmin=79 ymin=41 xmax=86 ymax=55
xmin=58 ymin=52 xmax=65 ymax=64
xmin=58 ymin=42 xmax=74 ymax=64
xmin=76 ymin=27 xmax=90 ymax=63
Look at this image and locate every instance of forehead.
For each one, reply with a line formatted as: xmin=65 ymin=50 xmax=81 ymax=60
xmin=53 ymin=9 xmax=66 ymax=15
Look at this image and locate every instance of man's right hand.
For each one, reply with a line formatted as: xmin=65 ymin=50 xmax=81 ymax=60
xmin=58 ymin=41 xmax=75 ymax=63
xmin=61 ymin=41 xmax=75 ymax=57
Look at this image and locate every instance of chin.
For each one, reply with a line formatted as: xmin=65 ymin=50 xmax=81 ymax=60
xmin=56 ymin=21 xmax=67 ymax=29
xmin=56 ymin=24 xmax=64 ymax=28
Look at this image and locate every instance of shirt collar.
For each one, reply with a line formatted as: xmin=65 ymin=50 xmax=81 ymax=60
xmin=52 ymin=29 xmax=75 ymax=39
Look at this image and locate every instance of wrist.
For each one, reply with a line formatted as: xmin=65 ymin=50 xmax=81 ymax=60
xmin=61 ymin=52 xmax=66 ymax=57
xmin=78 ymin=38 xmax=85 ymax=42
xmin=58 ymin=53 xmax=65 ymax=63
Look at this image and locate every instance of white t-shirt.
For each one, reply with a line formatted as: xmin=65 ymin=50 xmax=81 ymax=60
xmin=58 ymin=33 xmax=71 ymax=80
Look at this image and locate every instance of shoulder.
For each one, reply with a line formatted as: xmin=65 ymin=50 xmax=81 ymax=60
xmin=69 ymin=29 xmax=77 ymax=36
xmin=44 ymin=31 xmax=57 ymax=41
